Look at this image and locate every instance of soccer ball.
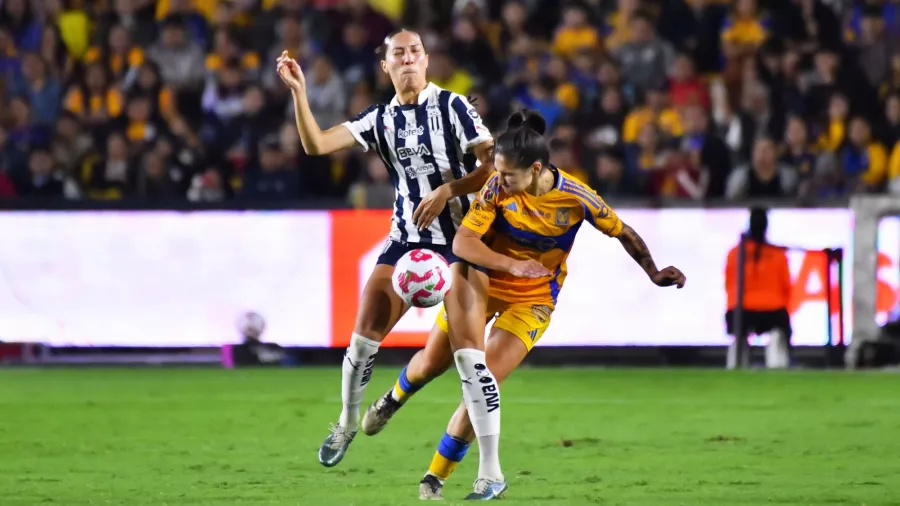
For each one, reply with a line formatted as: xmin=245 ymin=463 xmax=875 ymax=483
xmin=392 ymin=249 xmax=453 ymax=308
xmin=236 ymin=311 xmax=266 ymax=339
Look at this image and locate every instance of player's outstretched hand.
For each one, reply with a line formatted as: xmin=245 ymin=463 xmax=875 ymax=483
xmin=650 ymin=266 xmax=686 ymax=289
xmin=509 ymin=259 xmax=552 ymax=278
xmin=413 ymin=185 xmax=451 ymax=231
xmin=276 ymin=50 xmax=305 ymax=91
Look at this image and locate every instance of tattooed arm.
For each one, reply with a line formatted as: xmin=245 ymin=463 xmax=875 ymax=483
xmin=616 ymin=223 xmax=687 ymax=288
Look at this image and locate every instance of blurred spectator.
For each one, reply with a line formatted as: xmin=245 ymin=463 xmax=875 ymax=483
xmin=552 ymin=3 xmax=600 ymax=61
xmin=613 ymin=9 xmax=675 ymax=92
xmin=94 ymin=0 xmax=158 ymax=47
xmin=64 ymin=62 xmax=123 ymax=127
xmin=136 ymin=149 xmax=179 ymax=199
xmin=840 ymin=116 xmax=888 ymax=192
xmin=669 ymin=53 xmax=709 ymax=110
xmin=302 ymin=54 xmax=347 ymax=130
xmin=779 ymin=115 xmax=817 ymax=195
xmin=82 ymin=132 xmax=136 ymax=199
xmin=331 ymin=21 xmax=374 ymax=89
xmin=429 ymin=50 xmax=474 ymax=97
xmin=40 ymin=25 xmax=74 ymax=81
xmin=8 ymin=53 xmax=62 ymax=126
xmin=156 ymin=0 xmax=210 ymax=46
xmin=882 ymin=93 xmax=900 ymax=148
xmin=19 ymin=146 xmax=64 ymax=197
xmin=85 ymin=24 xmax=143 ymax=87
xmin=451 ymin=17 xmax=501 ymax=86
xmin=147 ymin=16 xmax=205 ymax=89
xmin=0 ymin=0 xmax=40 ymax=51
xmin=726 ymin=138 xmax=798 ymax=199
xmin=51 ymin=111 xmax=93 ymax=176
xmin=590 ymin=145 xmax=640 ymax=197
xmin=241 ymin=136 xmax=299 ymax=200
xmin=681 ymin=105 xmax=731 ymax=198
xmin=187 ymin=164 xmax=227 ymax=202
xmin=348 ymin=153 xmax=393 ymax=208
xmin=622 ymin=84 xmax=683 ymax=143
xmin=720 ymin=0 xmax=769 ymax=59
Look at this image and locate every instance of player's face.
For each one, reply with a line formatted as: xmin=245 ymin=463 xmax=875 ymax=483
xmin=495 ymin=154 xmax=539 ymax=194
xmin=382 ymin=31 xmax=428 ymax=92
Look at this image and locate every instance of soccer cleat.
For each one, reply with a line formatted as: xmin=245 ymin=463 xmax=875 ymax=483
xmin=418 ymin=474 xmax=444 ymax=500
xmin=361 ymin=390 xmax=402 ymax=436
xmin=464 ymin=478 xmax=507 ymax=500
xmin=318 ymin=423 xmax=356 ymax=467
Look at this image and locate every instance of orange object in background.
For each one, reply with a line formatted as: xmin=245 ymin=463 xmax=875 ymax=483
xmin=725 ymin=239 xmax=791 ymax=312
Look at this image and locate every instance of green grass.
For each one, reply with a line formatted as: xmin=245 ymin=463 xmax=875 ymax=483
xmin=1 ymin=367 xmax=899 ymax=505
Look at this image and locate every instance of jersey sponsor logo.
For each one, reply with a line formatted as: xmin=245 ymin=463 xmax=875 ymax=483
xmin=397 ymin=145 xmax=432 ymax=159
xmin=556 ymin=208 xmax=570 ymax=226
xmin=398 ymin=125 xmax=425 ymax=139
xmin=427 ymin=103 xmax=442 ymax=116
xmin=467 ymin=108 xmax=479 ymax=120
xmin=509 ymin=235 xmax=558 ymax=252
xmin=404 ymin=163 xmax=436 ymax=178
xmin=480 ymin=186 xmax=495 ymax=202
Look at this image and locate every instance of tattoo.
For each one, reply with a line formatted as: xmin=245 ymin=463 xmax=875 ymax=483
xmin=617 ymin=224 xmax=657 ymax=276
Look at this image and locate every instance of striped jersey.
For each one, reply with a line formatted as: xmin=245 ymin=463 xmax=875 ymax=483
xmin=342 ymin=83 xmax=493 ymax=245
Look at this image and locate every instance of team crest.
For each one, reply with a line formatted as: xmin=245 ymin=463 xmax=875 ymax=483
xmin=555 ymin=209 xmax=570 ymax=226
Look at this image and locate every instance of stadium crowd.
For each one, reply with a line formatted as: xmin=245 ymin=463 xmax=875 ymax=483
xmin=0 ymin=0 xmax=898 ymax=204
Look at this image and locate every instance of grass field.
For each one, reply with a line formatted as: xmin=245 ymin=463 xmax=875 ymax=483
xmin=1 ymin=367 xmax=899 ymax=505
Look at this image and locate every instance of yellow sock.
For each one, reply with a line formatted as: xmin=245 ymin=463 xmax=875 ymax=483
xmin=427 ymin=433 xmax=470 ymax=482
xmin=392 ymin=366 xmax=423 ymax=403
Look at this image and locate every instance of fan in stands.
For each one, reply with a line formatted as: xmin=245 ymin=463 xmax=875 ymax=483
xmin=391 ymin=249 xmax=453 ymax=308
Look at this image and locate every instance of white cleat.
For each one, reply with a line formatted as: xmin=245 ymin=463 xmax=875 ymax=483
xmin=419 ymin=474 xmax=444 ymax=500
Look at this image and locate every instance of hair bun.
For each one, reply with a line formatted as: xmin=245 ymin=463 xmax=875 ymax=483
xmin=506 ymin=109 xmax=547 ymax=136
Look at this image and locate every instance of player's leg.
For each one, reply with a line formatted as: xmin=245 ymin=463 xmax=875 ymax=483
xmin=319 ymin=243 xmax=412 ymax=467
xmin=421 ymin=308 xmax=542 ymax=500
xmin=441 ymin=262 xmax=508 ymax=497
xmin=361 ymin=313 xmax=455 ymax=436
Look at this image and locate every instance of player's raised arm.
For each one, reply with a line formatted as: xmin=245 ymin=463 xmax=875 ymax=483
xmin=453 ymin=176 xmax=550 ymax=278
xmin=616 ymin=223 xmax=686 ymax=288
xmin=277 ymin=52 xmax=357 ymax=156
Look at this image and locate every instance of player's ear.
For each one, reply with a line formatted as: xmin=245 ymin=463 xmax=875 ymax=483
xmin=423 ymin=53 xmax=429 ymax=69
xmin=380 ymin=60 xmax=388 ymax=74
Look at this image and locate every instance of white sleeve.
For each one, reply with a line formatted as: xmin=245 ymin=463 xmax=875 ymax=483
xmin=340 ymin=104 xmax=379 ymax=152
xmin=448 ymin=94 xmax=493 ymax=153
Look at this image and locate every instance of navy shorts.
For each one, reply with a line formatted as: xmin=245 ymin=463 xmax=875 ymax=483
xmin=376 ymin=239 xmax=461 ymax=266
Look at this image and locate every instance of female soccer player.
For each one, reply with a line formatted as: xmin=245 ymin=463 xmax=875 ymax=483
xmin=275 ymin=29 xmax=496 ymax=469
xmin=360 ymin=111 xmax=686 ymax=500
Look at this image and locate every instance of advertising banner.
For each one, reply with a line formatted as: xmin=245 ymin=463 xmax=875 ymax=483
xmin=0 ymin=209 xmax=896 ymax=347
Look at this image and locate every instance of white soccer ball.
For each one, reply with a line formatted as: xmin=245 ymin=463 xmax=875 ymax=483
xmin=391 ymin=249 xmax=453 ymax=308
xmin=236 ymin=311 xmax=266 ymax=339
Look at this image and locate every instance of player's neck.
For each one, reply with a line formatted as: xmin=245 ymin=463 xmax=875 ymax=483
xmin=526 ymin=168 xmax=555 ymax=198
xmin=394 ymin=83 xmax=427 ymax=105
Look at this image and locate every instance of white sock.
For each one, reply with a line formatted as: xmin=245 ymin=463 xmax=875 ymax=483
xmin=339 ymin=333 xmax=381 ymax=430
xmin=453 ymin=348 xmax=503 ymax=480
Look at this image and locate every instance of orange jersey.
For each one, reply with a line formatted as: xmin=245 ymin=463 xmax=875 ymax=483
xmin=462 ymin=167 xmax=624 ymax=305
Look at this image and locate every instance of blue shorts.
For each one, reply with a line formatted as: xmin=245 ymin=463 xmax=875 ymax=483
xmin=376 ymin=239 xmax=461 ymax=266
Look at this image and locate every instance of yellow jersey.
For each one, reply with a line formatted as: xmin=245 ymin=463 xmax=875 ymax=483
xmin=462 ymin=167 xmax=624 ymax=306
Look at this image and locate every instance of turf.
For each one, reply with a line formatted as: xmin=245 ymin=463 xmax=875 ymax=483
xmin=1 ymin=367 xmax=898 ymax=505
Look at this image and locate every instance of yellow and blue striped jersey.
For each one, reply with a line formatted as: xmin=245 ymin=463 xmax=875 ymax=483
xmin=462 ymin=167 xmax=623 ymax=305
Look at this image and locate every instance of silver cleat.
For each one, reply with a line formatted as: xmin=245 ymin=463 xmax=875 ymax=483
xmin=464 ymin=477 xmax=508 ymax=500
xmin=361 ymin=390 xmax=402 ymax=436
xmin=317 ymin=423 xmax=356 ymax=467
xmin=419 ymin=474 xmax=444 ymax=500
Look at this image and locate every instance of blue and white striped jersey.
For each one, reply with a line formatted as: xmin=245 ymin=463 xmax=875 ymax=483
xmin=342 ymin=83 xmax=493 ymax=245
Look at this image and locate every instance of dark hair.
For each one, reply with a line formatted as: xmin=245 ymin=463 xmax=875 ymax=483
xmin=748 ymin=207 xmax=768 ymax=263
xmin=375 ymin=28 xmax=424 ymax=57
xmin=494 ymin=110 xmax=549 ymax=170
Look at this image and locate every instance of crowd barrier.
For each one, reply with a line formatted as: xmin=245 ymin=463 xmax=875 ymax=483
xmin=0 ymin=208 xmax=896 ymax=348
